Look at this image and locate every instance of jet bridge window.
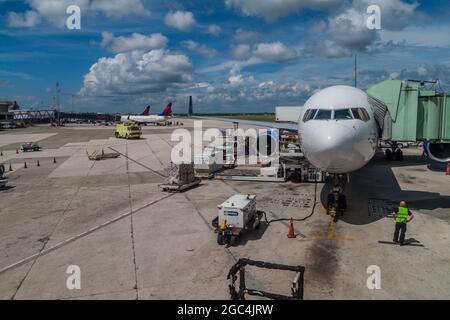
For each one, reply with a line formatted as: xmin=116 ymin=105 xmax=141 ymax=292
xmin=334 ymin=109 xmax=353 ymax=120
xmin=351 ymin=108 xmax=370 ymax=122
xmin=315 ymin=109 xmax=332 ymax=120
xmin=303 ymin=109 xmax=317 ymax=122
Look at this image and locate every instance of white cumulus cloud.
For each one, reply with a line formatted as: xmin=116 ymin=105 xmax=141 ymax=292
xmin=205 ymin=24 xmax=222 ymax=36
xmin=7 ymin=10 xmax=40 ymax=28
xmin=101 ymin=32 xmax=168 ymax=53
xmin=304 ymin=40 xmax=352 ymax=58
xmin=79 ymin=49 xmax=194 ymax=97
xmin=181 ymin=40 xmax=218 ymax=58
xmin=89 ymin=0 xmax=149 ymax=19
xmin=304 ymin=0 xmax=420 ymax=58
xmin=228 ymin=74 xmax=244 ymax=86
xmin=232 ymin=44 xmax=252 ymax=60
xmin=233 ymin=28 xmax=260 ymax=44
xmin=7 ymin=0 xmax=149 ymax=28
xmin=253 ymin=42 xmax=298 ymax=62
xmin=328 ymin=7 xmax=378 ymax=52
xmin=226 ymin=0 xmax=344 ymax=22
xmin=165 ymin=11 xmax=196 ymax=32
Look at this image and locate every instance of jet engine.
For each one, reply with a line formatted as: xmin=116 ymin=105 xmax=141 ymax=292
xmin=424 ymin=143 xmax=450 ymax=163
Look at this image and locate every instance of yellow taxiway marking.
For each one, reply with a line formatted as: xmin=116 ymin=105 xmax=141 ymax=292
xmin=308 ymin=218 xmax=354 ymax=241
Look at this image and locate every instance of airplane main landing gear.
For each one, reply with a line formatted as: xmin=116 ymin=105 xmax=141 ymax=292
xmin=327 ymin=174 xmax=347 ymax=217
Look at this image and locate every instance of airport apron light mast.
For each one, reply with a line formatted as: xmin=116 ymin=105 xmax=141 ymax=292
xmin=56 ymin=82 xmax=61 ymax=126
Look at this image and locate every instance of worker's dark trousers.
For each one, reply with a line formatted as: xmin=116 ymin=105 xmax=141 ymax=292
xmin=394 ymin=222 xmax=407 ymax=244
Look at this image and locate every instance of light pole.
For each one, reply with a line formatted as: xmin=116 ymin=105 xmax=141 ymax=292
xmin=56 ymin=82 xmax=61 ymax=126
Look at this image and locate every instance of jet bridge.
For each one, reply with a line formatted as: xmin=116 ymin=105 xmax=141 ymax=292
xmin=367 ymin=80 xmax=450 ymax=162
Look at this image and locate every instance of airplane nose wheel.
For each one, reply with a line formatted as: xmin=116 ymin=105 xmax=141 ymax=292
xmin=385 ymin=142 xmax=403 ymax=161
xmin=327 ymin=174 xmax=347 ymax=217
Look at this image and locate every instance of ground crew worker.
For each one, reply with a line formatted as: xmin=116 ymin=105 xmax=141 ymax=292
xmin=393 ymin=201 xmax=414 ymax=245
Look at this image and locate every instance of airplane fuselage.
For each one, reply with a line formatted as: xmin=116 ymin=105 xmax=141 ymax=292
xmin=120 ymin=115 xmax=168 ymax=124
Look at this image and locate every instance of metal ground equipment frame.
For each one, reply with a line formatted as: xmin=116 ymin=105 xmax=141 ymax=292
xmin=86 ymin=149 xmax=120 ymax=161
xmin=227 ymin=259 xmax=305 ymax=300
xmin=0 ymin=164 xmax=8 ymax=189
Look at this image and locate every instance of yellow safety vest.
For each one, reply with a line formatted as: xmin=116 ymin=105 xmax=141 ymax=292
xmin=395 ymin=207 xmax=409 ymax=223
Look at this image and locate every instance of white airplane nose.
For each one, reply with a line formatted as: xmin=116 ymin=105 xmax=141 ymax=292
xmin=303 ymin=124 xmax=358 ymax=172
xmin=316 ymin=124 xmax=353 ymax=150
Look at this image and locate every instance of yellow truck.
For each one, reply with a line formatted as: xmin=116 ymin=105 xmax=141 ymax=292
xmin=115 ymin=123 xmax=142 ymax=139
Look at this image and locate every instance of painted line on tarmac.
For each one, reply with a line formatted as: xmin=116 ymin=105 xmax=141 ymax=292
xmin=308 ymin=218 xmax=354 ymax=241
xmin=108 ymin=146 xmax=168 ymax=178
xmin=0 ymin=193 xmax=175 ymax=275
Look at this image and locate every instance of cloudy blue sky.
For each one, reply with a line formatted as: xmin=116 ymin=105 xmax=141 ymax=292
xmin=1 ymin=0 xmax=450 ymax=114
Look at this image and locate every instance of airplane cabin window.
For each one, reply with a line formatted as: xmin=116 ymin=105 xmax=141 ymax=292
xmin=334 ymin=109 xmax=353 ymax=120
xmin=303 ymin=109 xmax=317 ymax=122
xmin=315 ymin=109 xmax=332 ymax=120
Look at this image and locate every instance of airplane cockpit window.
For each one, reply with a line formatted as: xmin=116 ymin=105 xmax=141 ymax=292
xmin=303 ymin=109 xmax=317 ymax=122
xmin=351 ymin=108 xmax=370 ymax=122
xmin=351 ymin=108 xmax=362 ymax=120
xmin=334 ymin=109 xmax=353 ymax=120
xmin=315 ymin=109 xmax=332 ymax=120
xmin=360 ymin=108 xmax=370 ymax=121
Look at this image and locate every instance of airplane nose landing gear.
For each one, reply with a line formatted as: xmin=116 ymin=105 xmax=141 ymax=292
xmin=384 ymin=142 xmax=403 ymax=161
xmin=326 ymin=174 xmax=348 ymax=217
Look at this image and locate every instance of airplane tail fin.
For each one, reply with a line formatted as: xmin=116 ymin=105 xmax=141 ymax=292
xmin=188 ymin=96 xmax=193 ymax=117
xmin=142 ymin=106 xmax=151 ymax=116
xmin=161 ymin=102 xmax=172 ymax=117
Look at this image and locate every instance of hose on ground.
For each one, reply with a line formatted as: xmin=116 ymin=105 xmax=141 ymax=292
xmin=262 ymin=174 xmax=318 ymax=225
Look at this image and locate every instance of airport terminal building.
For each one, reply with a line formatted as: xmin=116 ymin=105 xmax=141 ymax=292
xmin=0 ymin=101 xmax=19 ymax=121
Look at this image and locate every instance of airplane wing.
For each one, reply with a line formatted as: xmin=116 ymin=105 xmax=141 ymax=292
xmin=192 ymin=116 xmax=298 ymax=132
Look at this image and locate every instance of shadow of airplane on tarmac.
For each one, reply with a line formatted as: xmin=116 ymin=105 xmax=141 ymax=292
xmin=320 ymin=150 xmax=450 ymax=226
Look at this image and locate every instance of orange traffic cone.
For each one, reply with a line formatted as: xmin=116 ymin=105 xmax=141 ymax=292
xmin=9 ymin=164 xmax=13 ymax=172
xmin=16 ymin=149 xmax=19 ymax=154
xmin=446 ymin=163 xmax=450 ymax=176
xmin=287 ymin=218 xmax=296 ymax=239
